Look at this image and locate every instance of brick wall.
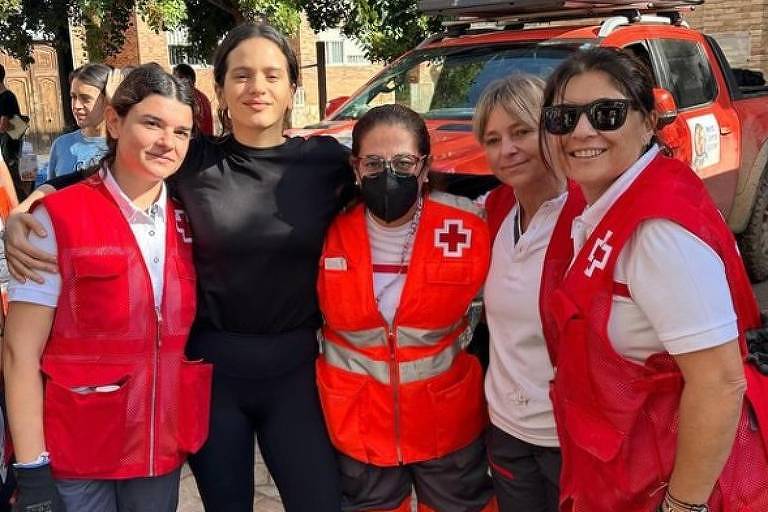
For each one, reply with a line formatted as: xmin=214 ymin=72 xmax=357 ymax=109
xmin=103 ymin=16 xmax=141 ymax=69
xmin=291 ymin=15 xmax=383 ymax=127
xmin=100 ymin=11 xmax=170 ymax=70
xmin=684 ymin=0 xmax=768 ymax=76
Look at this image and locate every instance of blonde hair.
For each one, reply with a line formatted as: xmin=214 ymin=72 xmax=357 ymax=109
xmin=473 ymin=74 xmax=546 ymax=142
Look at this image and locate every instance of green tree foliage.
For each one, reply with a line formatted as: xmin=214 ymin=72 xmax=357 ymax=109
xmin=181 ymin=0 xmax=302 ymax=63
xmin=0 ymin=0 xmax=440 ymax=66
xmin=301 ymin=0 xmax=442 ymax=63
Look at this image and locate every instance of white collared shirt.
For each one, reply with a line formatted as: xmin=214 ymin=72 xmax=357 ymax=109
xmin=484 ymin=190 xmax=568 ymax=447
xmin=9 ymin=168 xmax=168 ymax=307
xmin=367 ymin=210 xmax=416 ymax=326
xmin=570 ymin=146 xmax=737 ymax=362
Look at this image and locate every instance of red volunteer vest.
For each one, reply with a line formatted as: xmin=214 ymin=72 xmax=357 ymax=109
xmin=485 ymin=181 xmax=586 ymax=363
xmin=317 ymin=192 xmax=490 ymax=466
xmin=546 ymin=155 xmax=768 ymax=511
xmin=39 ymin=176 xmax=212 ymax=480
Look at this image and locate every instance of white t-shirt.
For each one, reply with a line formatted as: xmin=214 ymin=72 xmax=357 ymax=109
xmin=9 ymin=168 xmax=169 ymax=308
xmin=485 ymin=191 xmax=567 ymax=447
xmin=571 ymin=145 xmax=738 ymax=363
xmin=367 ymin=210 xmax=416 ymax=325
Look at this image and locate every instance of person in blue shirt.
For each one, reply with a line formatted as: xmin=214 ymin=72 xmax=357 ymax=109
xmin=46 ymin=64 xmax=117 ymax=179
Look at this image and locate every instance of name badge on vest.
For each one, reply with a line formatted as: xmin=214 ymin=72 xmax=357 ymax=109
xmin=584 ymin=230 xmax=614 ymax=277
xmin=435 ymin=219 xmax=472 ymax=258
xmin=175 ymin=210 xmax=193 ymax=244
xmin=324 ymin=256 xmax=348 ymax=271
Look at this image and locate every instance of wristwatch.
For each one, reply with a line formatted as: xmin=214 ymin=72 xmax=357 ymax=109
xmin=658 ymin=502 xmax=709 ymax=512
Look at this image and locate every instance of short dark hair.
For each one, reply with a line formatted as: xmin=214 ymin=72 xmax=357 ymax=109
xmin=97 ymin=63 xmax=194 ymax=172
xmin=0 ymin=64 xmax=5 ymax=83
xmin=352 ymin=104 xmax=430 ymax=157
xmin=173 ymin=63 xmax=196 ymax=85
xmin=213 ymin=23 xmax=299 ymax=132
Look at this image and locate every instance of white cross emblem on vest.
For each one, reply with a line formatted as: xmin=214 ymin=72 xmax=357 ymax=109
xmin=435 ymin=219 xmax=471 ymax=257
xmin=175 ymin=210 xmax=193 ymax=244
xmin=584 ymin=230 xmax=614 ymax=277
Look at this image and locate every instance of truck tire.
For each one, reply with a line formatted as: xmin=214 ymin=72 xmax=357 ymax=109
xmin=738 ymin=170 xmax=768 ymax=282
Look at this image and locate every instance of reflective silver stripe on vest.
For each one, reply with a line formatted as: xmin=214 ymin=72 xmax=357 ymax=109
xmin=399 ymin=340 xmax=461 ymax=384
xmin=322 ymin=338 xmax=463 ymax=385
xmin=429 ymin=191 xmax=486 ymax=219
xmin=332 ymin=326 xmax=388 ymax=348
xmin=323 ymin=340 xmax=391 ymax=384
xmin=397 ymin=320 xmax=463 ymax=347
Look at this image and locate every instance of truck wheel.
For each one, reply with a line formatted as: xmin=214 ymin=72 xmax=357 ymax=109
xmin=739 ymin=171 xmax=768 ymax=282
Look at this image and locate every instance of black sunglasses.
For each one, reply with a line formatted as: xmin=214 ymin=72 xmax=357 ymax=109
xmin=542 ymin=99 xmax=635 ymax=135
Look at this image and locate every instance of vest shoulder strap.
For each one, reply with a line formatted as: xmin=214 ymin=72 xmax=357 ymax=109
xmin=429 ymin=191 xmax=485 ymax=219
xmin=485 ymin=185 xmax=516 ymax=246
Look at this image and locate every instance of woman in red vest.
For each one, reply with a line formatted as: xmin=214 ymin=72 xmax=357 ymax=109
xmin=316 ymin=103 xmax=496 ymax=512
xmin=475 ymin=75 xmax=584 ymax=512
xmin=540 ymin=47 xmax=768 ymax=512
xmin=2 ymin=64 xmax=212 ymax=512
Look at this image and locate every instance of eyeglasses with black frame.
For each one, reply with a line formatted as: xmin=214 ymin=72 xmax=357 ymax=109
xmin=353 ymin=154 xmax=428 ymax=179
xmin=542 ymin=98 xmax=635 ymax=135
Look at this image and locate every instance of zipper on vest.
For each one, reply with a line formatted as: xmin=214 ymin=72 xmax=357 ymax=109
xmin=149 ymin=306 xmax=162 ymax=476
xmin=387 ymin=326 xmax=403 ymax=464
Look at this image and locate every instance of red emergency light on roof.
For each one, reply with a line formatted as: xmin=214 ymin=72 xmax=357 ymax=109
xmin=418 ymin=0 xmax=703 ymax=17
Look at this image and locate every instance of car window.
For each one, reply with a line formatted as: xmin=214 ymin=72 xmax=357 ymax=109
xmin=656 ymin=39 xmax=717 ymax=109
xmin=332 ymin=43 xmax=579 ymax=120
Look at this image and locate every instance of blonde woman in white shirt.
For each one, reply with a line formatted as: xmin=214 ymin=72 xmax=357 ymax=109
xmin=475 ymin=74 xmax=586 ymax=512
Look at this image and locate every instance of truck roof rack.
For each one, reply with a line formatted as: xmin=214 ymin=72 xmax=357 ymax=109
xmin=418 ymin=0 xmax=703 ymax=22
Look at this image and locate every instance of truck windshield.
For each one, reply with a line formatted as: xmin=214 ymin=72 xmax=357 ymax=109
xmin=331 ymin=42 xmax=579 ymax=121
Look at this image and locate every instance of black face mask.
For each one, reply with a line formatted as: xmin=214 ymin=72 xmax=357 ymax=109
xmin=360 ymin=171 xmax=419 ymax=223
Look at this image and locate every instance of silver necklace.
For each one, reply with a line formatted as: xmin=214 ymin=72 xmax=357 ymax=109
xmin=375 ymin=196 xmax=424 ymax=306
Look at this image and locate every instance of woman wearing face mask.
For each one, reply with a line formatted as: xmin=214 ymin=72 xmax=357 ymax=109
xmin=540 ymin=47 xmax=768 ymax=512
xmin=475 ymin=75 xmax=585 ymax=512
xmin=4 ymin=23 xmax=352 ymax=512
xmin=317 ymin=104 xmax=496 ymax=512
xmin=3 ymin=63 xmax=209 ymax=512
xmin=46 ymin=64 xmax=116 ymax=179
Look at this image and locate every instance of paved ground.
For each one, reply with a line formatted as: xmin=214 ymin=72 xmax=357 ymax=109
xmin=177 ymin=449 xmax=284 ymax=511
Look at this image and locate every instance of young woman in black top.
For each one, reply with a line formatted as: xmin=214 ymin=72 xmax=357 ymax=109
xmin=6 ymin=24 xmax=353 ymax=512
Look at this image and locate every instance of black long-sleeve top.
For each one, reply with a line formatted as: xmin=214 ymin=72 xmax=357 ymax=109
xmin=49 ymin=135 xmax=355 ymax=335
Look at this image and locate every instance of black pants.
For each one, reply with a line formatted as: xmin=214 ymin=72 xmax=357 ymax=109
xmin=339 ymin=437 xmax=494 ymax=512
xmin=486 ymin=424 xmax=561 ymax=512
xmin=187 ymin=328 xmax=341 ymax=512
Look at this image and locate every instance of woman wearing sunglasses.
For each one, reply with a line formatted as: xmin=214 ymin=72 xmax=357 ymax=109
xmin=474 ymin=74 xmax=584 ymax=512
xmin=540 ymin=47 xmax=768 ymax=512
xmin=316 ymin=104 xmax=496 ymax=512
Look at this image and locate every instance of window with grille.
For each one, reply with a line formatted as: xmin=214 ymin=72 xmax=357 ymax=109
xmin=319 ymin=30 xmax=371 ymax=66
xmin=166 ymin=29 xmax=210 ymax=67
xmin=325 ymin=41 xmax=345 ymax=65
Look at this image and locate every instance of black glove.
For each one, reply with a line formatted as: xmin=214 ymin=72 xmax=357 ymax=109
xmin=13 ymin=464 xmax=65 ymax=512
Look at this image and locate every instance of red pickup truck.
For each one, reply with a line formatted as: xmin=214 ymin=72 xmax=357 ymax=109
xmin=296 ymin=0 xmax=768 ymax=280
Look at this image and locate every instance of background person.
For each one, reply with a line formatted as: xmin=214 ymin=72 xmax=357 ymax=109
xmin=46 ymin=63 xmax=115 ymax=179
xmin=3 ymin=63 xmax=211 ymax=512
xmin=0 ymin=64 xmax=23 ymax=199
xmin=318 ymin=103 xmax=495 ymax=512
xmin=173 ymin=63 xmax=214 ymax=136
xmin=540 ymin=47 xmax=768 ymax=512
xmin=475 ymin=75 xmax=585 ymax=512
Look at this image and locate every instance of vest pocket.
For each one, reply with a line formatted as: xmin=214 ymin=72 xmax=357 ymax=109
xmin=71 ymin=255 xmax=130 ymax=335
xmin=176 ymin=359 xmax=213 ymax=454
xmin=316 ymin=359 xmax=370 ymax=463
xmin=42 ymin=361 xmax=132 ymax=476
xmin=426 ymin=352 xmax=486 ymax=455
